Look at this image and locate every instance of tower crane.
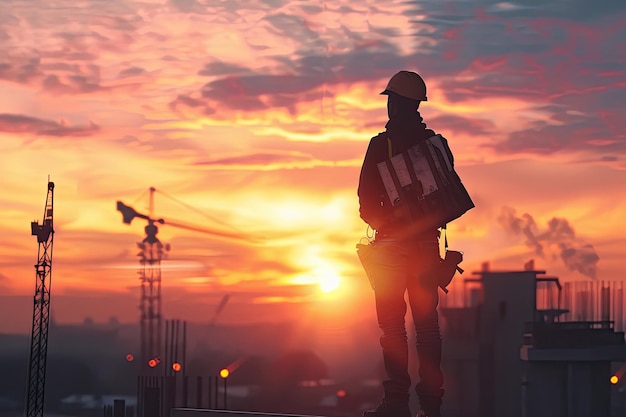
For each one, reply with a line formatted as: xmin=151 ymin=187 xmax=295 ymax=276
xmin=25 ymin=181 xmax=55 ymax=417
xmin=116 ymin=188 xmax=254 ymax=375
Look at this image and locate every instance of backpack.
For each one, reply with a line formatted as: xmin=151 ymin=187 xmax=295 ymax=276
xmin=376 ymin=134 xmax=475 ymax=234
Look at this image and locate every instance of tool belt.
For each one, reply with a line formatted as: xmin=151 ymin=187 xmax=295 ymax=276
xmin=356 ymin=241 xmax=463 ymax=293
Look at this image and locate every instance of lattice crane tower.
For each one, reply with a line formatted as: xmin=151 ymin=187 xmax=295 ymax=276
xmin=25 ymin=181 xmax=55 ymax=417
xmin=117 ymin=188 xmax=170 ymax=375
xmin=117 ymin=187 xmax=253 ymax=375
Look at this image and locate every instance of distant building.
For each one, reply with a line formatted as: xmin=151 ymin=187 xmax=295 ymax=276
xmin=439 ymin=266 xmax=626 ymax=417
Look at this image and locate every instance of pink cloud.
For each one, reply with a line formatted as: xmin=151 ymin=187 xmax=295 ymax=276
xmin=0 ymin=113 xmax=99 ymax=137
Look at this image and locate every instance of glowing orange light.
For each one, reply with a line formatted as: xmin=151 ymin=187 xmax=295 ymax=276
xmin=336 ymin=389 xmax=347 ymax=398
xmin=148 ymin=359 xmax=157 ymax=368
xmin=610 ymin=375 xmax=619 ymax=385
xmin=126 ymin=354 xmax=134 ymax=362
xmin=219 ymin=368 xmax=229 ymax=378
xmin=172 ymin=362 xmax=182 ymax=372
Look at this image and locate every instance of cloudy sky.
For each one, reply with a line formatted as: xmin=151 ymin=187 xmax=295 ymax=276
xmin=1 ymin=0 xmax=625 ymax=334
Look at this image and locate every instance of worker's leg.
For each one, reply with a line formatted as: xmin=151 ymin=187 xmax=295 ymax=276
xmin=408 ymin=241 xmax=444 ymax=417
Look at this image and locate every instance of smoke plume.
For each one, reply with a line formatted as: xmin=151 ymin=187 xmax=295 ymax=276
xmin=497 ymin=206 xmax=599 ymax=279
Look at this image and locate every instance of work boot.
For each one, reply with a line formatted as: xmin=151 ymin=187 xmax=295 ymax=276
xmin=363 ymin=399 xmax=411 ymax=417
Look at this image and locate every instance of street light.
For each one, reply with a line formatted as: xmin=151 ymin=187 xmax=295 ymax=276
xmin=219 ymin=368 xmax=229 ymax=409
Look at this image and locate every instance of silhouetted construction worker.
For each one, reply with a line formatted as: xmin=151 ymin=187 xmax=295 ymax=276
xmin=358 ymin=71 xmax=447 ymax=417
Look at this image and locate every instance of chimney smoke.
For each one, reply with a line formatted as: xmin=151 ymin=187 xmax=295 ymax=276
xmin=497 ymin=206 xmax=599 ymax=278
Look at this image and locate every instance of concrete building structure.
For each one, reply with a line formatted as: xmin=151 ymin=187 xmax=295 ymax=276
xmin=521 ymin=316 xmax=626 ymax=417
xmin=439 ymin=267 xmax=626 ymax=417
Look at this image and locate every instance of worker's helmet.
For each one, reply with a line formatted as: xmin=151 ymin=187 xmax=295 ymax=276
xmin=380 ymin=71 xmax=428 ymax=101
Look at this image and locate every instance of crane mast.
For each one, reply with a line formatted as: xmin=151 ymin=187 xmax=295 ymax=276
xmin=117 ymin=188 xmax=252 ymax=375
xmin=138 ymin=217 xmax=168 ymax=374
xmin=25 ymin=181 xmax=55 ymax=417
xmin=117 ymin=190 xmax=169 ymax=375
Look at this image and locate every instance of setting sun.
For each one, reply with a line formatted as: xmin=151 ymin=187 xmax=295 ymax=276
xmin=319 ymin=275 xmax=340 ymax=293
xmin=313 ymin=265 xmax=343 ymax=293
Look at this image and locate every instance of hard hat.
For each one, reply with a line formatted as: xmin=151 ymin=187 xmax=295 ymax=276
xmin=380 ymin=71 xmax=428 ymax=101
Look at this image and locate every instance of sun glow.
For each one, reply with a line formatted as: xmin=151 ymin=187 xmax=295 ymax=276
xmin=289 ymin=261 xmax=343 ymax=294
xmin=319 ymin=273 xmax=340 ymax=293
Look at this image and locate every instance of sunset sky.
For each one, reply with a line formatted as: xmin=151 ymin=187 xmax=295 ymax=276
xmin=1 ymin=0 xmax=625 ymax=335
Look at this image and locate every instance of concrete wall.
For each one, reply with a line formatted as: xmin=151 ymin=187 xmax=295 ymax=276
xmin=522 ymin=361 xmax=611 ymax=417
xmin=440 ymin=306 xmax=481 ymax=417
xmin=479 ymin=271 xmax=537 ymax=417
